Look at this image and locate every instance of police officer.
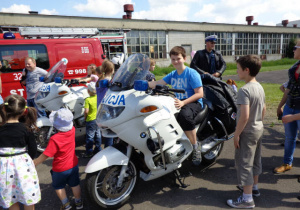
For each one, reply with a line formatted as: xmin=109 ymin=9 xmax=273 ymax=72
xmin=190 ymin=35 xmax=226 ymax=78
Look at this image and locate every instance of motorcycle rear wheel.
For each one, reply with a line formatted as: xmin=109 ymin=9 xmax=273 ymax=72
xmin=202 ymin=142 xmax=224 ymax=164
xmin=86 ymin=161 xmax=139 ymax=209
xmin=35 ymin=126 xmax=51 ymax=153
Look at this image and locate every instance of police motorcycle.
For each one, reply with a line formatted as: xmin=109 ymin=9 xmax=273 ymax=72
xmin=85 ymin=53 xmax=236 ymax=209
xmin=34 ymin=58 xmax=89 ymax=152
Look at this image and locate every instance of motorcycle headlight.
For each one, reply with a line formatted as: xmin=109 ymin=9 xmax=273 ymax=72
xmin=96 ymin=104 xmax=125 ymax=124
xmin=35 ymin=91 xmax=50 ymax=101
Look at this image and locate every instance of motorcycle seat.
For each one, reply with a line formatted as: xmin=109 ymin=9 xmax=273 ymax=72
xmin=194 ymin=102 xmax=209 ymax=125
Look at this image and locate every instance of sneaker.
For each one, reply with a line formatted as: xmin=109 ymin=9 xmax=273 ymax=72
xmin=75 ymin=199 xmax=83 ymax=209
xmin=192 ymin=143 xmax=202 ymax=166
xmin=81 ymin=152 xmax=93 ymax=158
xmin=60 ymin=202 xmax=72 ymax=210
xmin=273 ymin=163 xmax=292 ymax=174
xmin=236 ymin=185 xmax=260 ymax=197
xmin=227 ymin=196 xmax=255 ymax=209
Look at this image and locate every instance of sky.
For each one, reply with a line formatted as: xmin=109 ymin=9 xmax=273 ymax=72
xmin=0 ymin=0 xmax=300 ymax=26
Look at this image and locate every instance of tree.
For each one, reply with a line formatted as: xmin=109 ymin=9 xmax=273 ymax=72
xmin=285 ymin=38 xmax=296 ymax=58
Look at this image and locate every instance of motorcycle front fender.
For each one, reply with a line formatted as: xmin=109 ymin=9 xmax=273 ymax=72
xmin=36 ymin=116 xmax=53 ymax=128
xmin=85 ymin=146 xmax=129 ymax=173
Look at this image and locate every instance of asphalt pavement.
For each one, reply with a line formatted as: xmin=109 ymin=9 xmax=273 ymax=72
xmin=223 ymin=69 xmax=289 ymax=84
xmin=32 ymin=122 xmax=300 ymax=210
xmin=4 ymin=70 xmax=300 ymax=210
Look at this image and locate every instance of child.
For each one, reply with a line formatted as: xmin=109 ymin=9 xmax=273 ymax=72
xmin=34 ymin=108 xmax=83 ymax=210
xmin=95 ymin=60 xmax=114 ymax=107
xmin=95 ymin=60 xmax=114 ymax=147
xmin=146 ymin=59 xmax=156 ymax=82
xmin=82 ymin=82 xmax=102 ymax=157
xmin=226 ymin=79 xmax=238 ymax=92
xmin=227 ymin=55 xmax=266 ymax=209
xmin=79 ymin=63 xmax=98 ymax=83
xmin=148 ymin=46 xmax=203 ymax=166
xmin=0 ymin=94 xmax=41 ymax=210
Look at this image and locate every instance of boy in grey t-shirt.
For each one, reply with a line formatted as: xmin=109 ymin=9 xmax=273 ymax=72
xmin=21 ymin=57 xmax=48 ymax=117
xmin=227 ymin=55 xmax=266 ymax=209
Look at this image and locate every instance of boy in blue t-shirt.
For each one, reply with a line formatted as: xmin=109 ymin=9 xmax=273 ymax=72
xmin=148 ymin=46 xmax=203 ymax=165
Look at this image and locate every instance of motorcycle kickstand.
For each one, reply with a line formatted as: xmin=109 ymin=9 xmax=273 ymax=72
xmin=173 ymin=170 xmax=189 ymax=188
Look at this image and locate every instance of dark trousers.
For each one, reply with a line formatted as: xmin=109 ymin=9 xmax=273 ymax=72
xmin=177 ymin=101 xmax=202 ymax=131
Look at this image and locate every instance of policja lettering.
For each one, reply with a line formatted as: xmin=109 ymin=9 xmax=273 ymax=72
xmin=103 ymin=94 xmax=126 ymax=105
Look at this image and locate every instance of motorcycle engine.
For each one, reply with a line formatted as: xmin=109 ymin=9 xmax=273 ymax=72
xmin=165 ymin=143 xmax=186 ymax=164
xmin=74 ymin=116 xmax=86 ymax=128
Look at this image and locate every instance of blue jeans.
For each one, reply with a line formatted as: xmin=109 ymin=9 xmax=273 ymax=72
xmin=27 ymin=98 xmax=47 ymax=117
xmin=0 ymin=95 xmax=3 ymax=104
xmin=51 ymin=165 xmax=80 ymax=190
xmin=85 ymin=120 xmax=102 ymax=154
xmin=102 ymin=136 xmax=113 ymax=148
xmin=283 ymin=105 xmax=300 ymax=165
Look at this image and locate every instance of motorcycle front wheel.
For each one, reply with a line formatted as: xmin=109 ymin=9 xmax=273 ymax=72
xmin=86 ymin=161 xmax=139 ymax=209
xmin=35 ymin=126 xmax=51 ymax=153
xmin=202 ymin=142 xmax=224 ymax=164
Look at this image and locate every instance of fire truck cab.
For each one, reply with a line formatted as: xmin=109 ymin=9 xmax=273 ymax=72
xmin=0 ymin=27 xmax=128 ymax=99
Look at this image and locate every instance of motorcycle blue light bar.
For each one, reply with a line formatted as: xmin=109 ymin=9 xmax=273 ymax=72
xmin=99 ymin=79 xmax=109 ymax=88
xmin=134 ymin=80 xmax=148 ymax=91
xmin=3 ymin=32 xmax=15 ymax=39
xmin=54 ymin=77 xmax=62 ymax=83
xmin=39 ymin=76 xmax=45 ymax=82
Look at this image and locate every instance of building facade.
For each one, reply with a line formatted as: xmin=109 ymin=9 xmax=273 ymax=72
xmin=0 ymin=12 xmax=299 ymax=66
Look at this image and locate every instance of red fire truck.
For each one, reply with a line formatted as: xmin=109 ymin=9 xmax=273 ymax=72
xmin=0 ymin=26 xmax=128 ymax=99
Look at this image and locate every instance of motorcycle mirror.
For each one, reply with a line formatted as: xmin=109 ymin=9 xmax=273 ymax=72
xmin=61 ymin=58 xmax=68 ymax=65
xmin=99 ymin=79 xmax=109 ymax=88
xmin=39 ymin=76 xmax=45 ymax=82
xmin=55 ymin=77 xmax=62 ymax=84
xmin=134 ymin=80 xmax=148 ymax=91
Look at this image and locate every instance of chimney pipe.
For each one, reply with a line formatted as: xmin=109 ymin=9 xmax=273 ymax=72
xmin=282 ymin=20 xmax=289 ymax=27
xmin=124 ymin=4 xmax=134 ymax=19
xmin=253 ymin=22 xmax=258 ymax=25
xmin=293 ymin=24 xmax=297 ymax=28
xmin=246 ymin=16 xmax=254 ymax=25
xmin=28 ymin=11 xmax=38 ymax=15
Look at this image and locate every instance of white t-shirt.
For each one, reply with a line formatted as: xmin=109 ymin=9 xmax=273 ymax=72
xmin=24 ymin=67 xmax=48 ymax=99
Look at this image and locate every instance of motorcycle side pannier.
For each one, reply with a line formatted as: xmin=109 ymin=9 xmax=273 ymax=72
xmin=201 ymin=75 xmax=237 ymax=136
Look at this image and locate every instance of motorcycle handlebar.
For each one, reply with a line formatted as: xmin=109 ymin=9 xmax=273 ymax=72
xmin=153 ymin=84 xmax=185 ymax=94
xmin=167 ymin=88 xmax=185 ymax=93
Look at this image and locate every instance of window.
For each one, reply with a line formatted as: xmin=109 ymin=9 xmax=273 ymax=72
xmin=127 ymin=30 xmax=167 ymax=59
xmin=260 ymin=33 xmax=281 ymax=55
xmin=205 ymin=32 xmax=233 ymax=56
xmin=0 ymin=44 xmax=49 ymax=72
xmin=234 ymin=33 xmax=259 ymax=56
xmin=282 ymin=34 xmax=300 ymax=56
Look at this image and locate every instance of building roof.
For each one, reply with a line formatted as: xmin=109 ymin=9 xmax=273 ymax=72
xmin=276 ymin=19 xmax=300 ymax=27
xmin=0 ymin=12 xmax=299 ymax=34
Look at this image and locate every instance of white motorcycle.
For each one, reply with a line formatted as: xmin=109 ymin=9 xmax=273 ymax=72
xmin=34 ymin=58 xmax=88 ymax=152
xmin=85 ymin=54 xmax=236 ymax=209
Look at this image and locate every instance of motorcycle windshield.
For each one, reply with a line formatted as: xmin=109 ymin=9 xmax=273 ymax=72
xmin=44 ymin=58 xmax=67 ymax=83
xmin=110 ymin=53 xmax=150 ymax=91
